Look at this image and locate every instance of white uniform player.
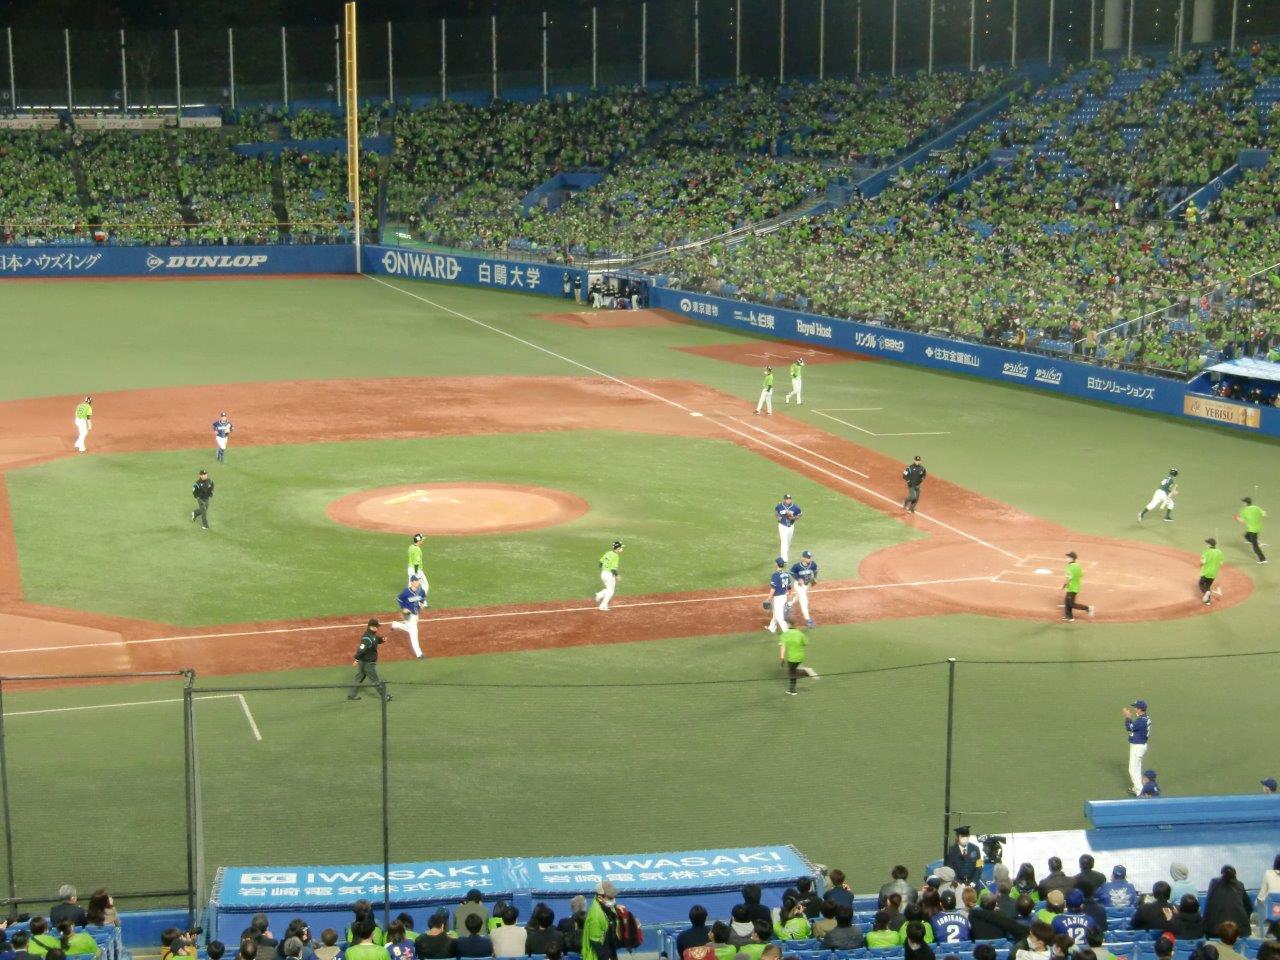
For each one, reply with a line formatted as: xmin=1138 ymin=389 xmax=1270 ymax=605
xmin=73 ymin=395 xmax=93 ymax=453
xmin=754 ymin=366 xmax=775 ymax=415
xmin=212 ymin=412 xmax=233 ymax=462
xmin=774 ymin=494 xmax=802 ymax=563
xmin=1138 ymin=468 xmax=1178 ymax=522
xmin=594 ymin=540 xmax=623 ymax=611
xmin=390 ymin=576 xmax=428 ymax=658
xmin=765 ymin=559 xmax=793 ymax=633
xmin=784 ymin=358 xmax=805 ymax=405
xmin=789 ymin=551 xmax=819 ymax=627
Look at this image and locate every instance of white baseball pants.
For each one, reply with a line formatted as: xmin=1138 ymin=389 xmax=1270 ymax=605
xmin=767 ymin=598 xmax=790 ymax=633
xmin=1128 ymin=743 xmax=1147 ymax=793
xmin=595 ymin=570 xmax=616 ymax=610
xmin=786 ymin=377 xmax=803 ymax=404
xmin=778 ymin=523 xmax=795 ymax=562
xmin=1145 ymin=490 xmax=1174 ymax=512
xmin=793 ymin=582 xmax=811 ymax=622
xmin=756 ymin=388 xmax=773 ymax=414
xmin=74 ymin=417 xmax=90 ymax=452
xmin=215 ymin=435 xmax=228 ymax=452
xmin=391 ymin=613 xmax=423 ymax=658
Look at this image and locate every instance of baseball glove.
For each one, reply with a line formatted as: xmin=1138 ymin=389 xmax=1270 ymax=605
xmin=783 ymin=602 xmax=794 ymax=620
xmin=762 ymin=600 xmax=773 ymax=610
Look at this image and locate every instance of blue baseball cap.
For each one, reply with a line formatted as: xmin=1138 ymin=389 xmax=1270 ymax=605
xmin=1131 ymin=699 xmax=1148 ymax=710
xmin=775 ymin=557 xmax=786 ymax=566
xmin=1262 ymin=778 xmax=1277 ymax=790
xmin=1143 ymin=769 xmax=1157 ymax=779
xmin=1066 ymin=889 xmax=1084 ymax=909
xmin=801 ymin=550 xmax=812 ymax=558
xmin=1112 ymin=865 xmax=1127 ymax=879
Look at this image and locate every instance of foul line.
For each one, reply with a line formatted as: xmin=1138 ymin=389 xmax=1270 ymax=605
xmin=814 ymin=409 xmax=951 ymax=437
xmin=5 ymin=692 xmax=262 ymax=741
xmin=0 ymin=577 xmax=1003 ymax=656
xmin=367 ymin=275 xmax=1015 ymax=561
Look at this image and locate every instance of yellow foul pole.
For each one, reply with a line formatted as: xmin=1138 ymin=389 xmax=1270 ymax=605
xmin=344 ymin=1 xmax=361 ymax=269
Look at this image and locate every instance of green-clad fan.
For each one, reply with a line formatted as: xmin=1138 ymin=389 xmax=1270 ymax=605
xmin=1061 ymin=551 xmax=1094 ymax=622
xmin=582 ymin=881 xmax=618 ymax=960
xmin=594 ymin=540 xmax=623 ymax=611
xmin=754 ymin=366 xmax=775 ymax=416
xmin=73 ymin=395 xmax=93 ymax=453
xmin=1198 ymin=537 xmax=1225 ymax=605
xmin=784 ymin=357 xmax=806 ymax=405
xmin=779 ymin=625 xmax=818 ymax=695
xmin=1236 ymin=497 xmax=1268 ymax=563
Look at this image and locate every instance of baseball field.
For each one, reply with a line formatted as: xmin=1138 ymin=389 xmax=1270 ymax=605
xmin=0 ymin=273 xmax=1277 ymax=905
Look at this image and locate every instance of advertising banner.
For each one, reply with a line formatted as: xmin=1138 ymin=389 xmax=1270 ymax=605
xmin=1183 ymin=395 xmax=1263 ymax=429
xmin=365 ymin=245 xmax=586 ymax=296
xmin=0 ymin=244 xmax=354 ymax=278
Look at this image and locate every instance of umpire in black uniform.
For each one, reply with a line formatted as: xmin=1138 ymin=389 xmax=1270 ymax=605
xmin=191 ymin=469 xmax=214 ymax=529
xmin=348 ymin=619 xmax=392 ymax=701
xmin=902 ymin=456 xmax=926 ymax=513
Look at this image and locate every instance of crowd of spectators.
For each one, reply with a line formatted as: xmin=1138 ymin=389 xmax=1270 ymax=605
xmin=174 ymin=130 xmax=278 ymax=244
xmin=0 ymin=132 xmax=82 ymax=244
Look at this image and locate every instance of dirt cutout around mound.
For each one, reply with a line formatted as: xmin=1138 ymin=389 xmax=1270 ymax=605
xmin=537 ymin=309 xmax=681 ymax=328
xmin=0 ymin=376 xmax=1254 ymax=681
xmin=328 ymin=482 xmax=589 ymax=536
xmin=675 ymin=342 xmax=866 ymax=366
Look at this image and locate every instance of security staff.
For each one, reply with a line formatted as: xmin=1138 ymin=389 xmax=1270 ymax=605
xmin=348 ymin=619 xmax=391 ymax=702
xmin=1236 ymin=497 xmax=1267 ymax=563
xmin=902 ymin=456 xmax=926 ymax=513
xmin=190 ymin=469 xmax=214 ymax=530
xmin=944 ymin=826 xmax=982 ymax=885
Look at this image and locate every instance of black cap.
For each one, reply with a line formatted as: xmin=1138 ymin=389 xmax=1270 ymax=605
xmin=367 ymin=618 xmax=380 ymax=627
xmin=1205 ymin=537 xmax=1217 ymax=546
xmin=955 ymin=825 xmax=971 ymax=836
xmin=1243 ymin=497 xmax=1253 ymax=504
xmin=612 ymin=540 xmax=623 ymax=549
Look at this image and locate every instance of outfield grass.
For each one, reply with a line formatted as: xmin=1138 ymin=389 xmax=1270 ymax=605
xmin=2 ymin=276 xmax=1278 ymax=900
xmin=8 ymin=433 xmax=914 ymax=624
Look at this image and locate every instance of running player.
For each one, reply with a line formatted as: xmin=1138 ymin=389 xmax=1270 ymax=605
xmin=789 ymin=550 xmax=818 ymax=627
xmin=1062 ymin=551 xmax=1093 ymax=621
xmin=390 ymin=575 xmax=427 ymax=658
xmin=778 ymin=622 xmax=817 ymax=696
xmin=594 ymin=540 xmax=623 ymax=611
xmin=212 ymin=412 xmax=233 ymax=462
xmin=774 ymin=493 xmax=802 ymax=562
xmin=1198 ymin=537 xmax=1224 ymax=605
xmin=1138 ymin=468 xmax=1178 ymax=522
xmin=1236 ymin=497 xmax=1268 ymax=563
xmin=764 ymin=557 xmax=793 ymax=634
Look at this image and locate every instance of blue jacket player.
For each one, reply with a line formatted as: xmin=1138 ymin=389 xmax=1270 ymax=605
xmin=774 ymin=493 xmax=802 ymax=562
xmin=764 ymin=558 xmax=793 ymax=634
xmin=212 ymin=412 xmax=233 ymax=462
xmin=389 ymin=575 xmax=428 ymax=659
xmin=929 ymin=891 xmax=971 ymax=944
xmin=1123 ymin=699 xmax=1150 ymax=796
xmin=789 ymin=551 xmax=819 ymax=627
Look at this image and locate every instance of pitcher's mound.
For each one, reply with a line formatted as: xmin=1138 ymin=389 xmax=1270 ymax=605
xmin=327 ymin=482 xmax=589 ymax=536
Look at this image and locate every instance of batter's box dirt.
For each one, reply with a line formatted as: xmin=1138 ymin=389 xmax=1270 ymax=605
xmin=536 ymin=309 xmax=684 ymax=328
xmin=674 ymin=343 xmax=867 ymax=366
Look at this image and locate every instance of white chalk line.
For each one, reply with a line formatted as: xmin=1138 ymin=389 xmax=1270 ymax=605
xmin=6 ymin=692 xmax=262 ymax=741
xmin=814 ymin=409 xmax=950 ymax=437
xmin=0 ymin=576 xmax=1006 ymax=657
xmin=728 ymin=415 xmax=872 ymax=479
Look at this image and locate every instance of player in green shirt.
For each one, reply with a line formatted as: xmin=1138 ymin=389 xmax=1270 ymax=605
xmin=779 ymin=626 xmax=818 ymax=695
xmin=784 ymin=358 xmax=806 ymax=405
xmin=1061 ymin=551 xmax=1093 ymax=622
xmin=1236 ymin=497 xmax=1268 ymax=563
xmin=406 ymin=533 xmax=430 ymax=601
xmin=594 ymin=539 xmax=623 ymax=611
xmin=754 ymin=366 xmax=775 ymax=415
xmin=1199 ymin=537 xmax=1225 ymax=605
xmin=73 ymin=395 xmax=93 ymax=453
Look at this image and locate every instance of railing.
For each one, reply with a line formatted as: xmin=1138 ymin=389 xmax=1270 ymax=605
xmin=0 ymin=221 xmax=366 ymax=247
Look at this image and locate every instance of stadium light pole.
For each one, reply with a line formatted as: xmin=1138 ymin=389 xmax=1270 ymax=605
xmin=63 ymin=28 xmax=72 ymax=111
xmin=119 ymin=29 xmax=128 ymax=113
xmin=228 ymin=28 xmax=236 ymax=112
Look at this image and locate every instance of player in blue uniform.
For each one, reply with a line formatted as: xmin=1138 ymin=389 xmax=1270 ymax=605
xmin=389 ymin=574 xmax=428 ymax=659
xmin=1123 ymin=699 xmax=1150 ymax=795
xmin=1051 ymin=890 xmax=1095 ymax=944
xmin=212 ymin=412 xmax=233 ymax=462
xmin=789 ymin=551 xmax=819 ymax=627
xmin=1096 ymin=865 xmax=1138 ymax=911
xmin=929 ymin=891 xmax=971 ymax=944
xmin=764 ymin=558 xmax=793 ymax=633
xmin=1139 ymin=769 xmax=1160 ymax=797
xmin=774 ymin=493 xmax=802 ymax=562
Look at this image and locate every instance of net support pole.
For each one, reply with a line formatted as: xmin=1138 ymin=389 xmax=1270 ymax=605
xmin=541 ymin=11 xmax=548 ymax=97
xmin=345 ymin=2 xmax=361 ymax=269
xmin=120 ymin=29 xmax=128 ymax=112
xmin=968 ymin=0 xmax=976 ymax=70
xmin=778 ymin=0 xmax=785 ymax=84
xmin=1127 ymin=0 xmax=1135 ymax=57
xmin=281 ymin=26 xmax=289 ymax=109
xmin=735 ymin=1 xmax=741 ymax=82
xmin=63 ymin=28 xmax=72 ymax=111
xmin=856 ymin=1 xmax=861 ymax=75
xmin=379 ymin=681 xmax=391 ymax=931
xmin=693 ymin=0 xmax=700 ymax=87
xmin=387 ymin=21 xmax=394 ymax=103
xmin=6 ymin=29 xmax=14 ymax=113
xmin=928 ymin=0 xmax=935 ymax=74
xmin=490 ymin=14 xmax=497 ymax=101
xmin=440 ymin=18 xmax=446 ymax=101
xmin=182 ymin=672 xmax=197 ymax=928
xmin=890 ymin=0 xmax=897 ymax=77
xmin=1176 ymin=0 xmax=1186 ymax=55
xmin=591 ymin=7 xmax=598 ymax=90
xmin=942 ymin=658 xmax=957 ymax=858
xmin=818 ymin=0 xmax=825 ymax=80
xmin=1047 ymin=0 xmax=1054 ymax=64
xmin=1229 ymin=0 xmax=1237 ymax=52
xmin=1010 ymin=0 xmax=1018 ymax=67
xmin=0 ymin=679 xmax=16 ymax=913
xmin=228 ymin=28 xmax=236 ymax=112
xmin=1089 ymin=0 xmax=1096 ymax=61
xmin=174 ymin=29 xmax=182 ymax=121
xmin=641 ymin=2 xmax=647 ymax=88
